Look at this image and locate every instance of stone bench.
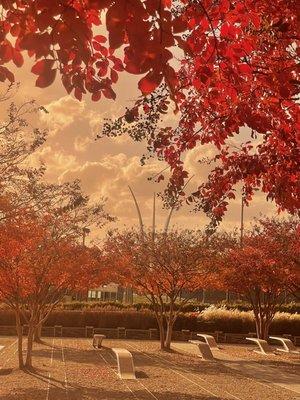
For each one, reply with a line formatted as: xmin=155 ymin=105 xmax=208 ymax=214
xmin=92 ymin=334 xmax=106 ymax=348
xmin=197 ymin=334 xmax=220 ymax=350
xmin=189 ymin=340 xmax=214 ymax=360
xmin=111 ymin=348 xmax=136 ymax=380
xmin=269 ymin=336 xmax=299 ymax=354
xmin=246 ymin=337 xmax=274 ymax=355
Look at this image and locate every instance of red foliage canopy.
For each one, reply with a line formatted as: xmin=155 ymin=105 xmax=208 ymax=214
xmin=1 ymin=1 xmax=299 ymax=222
xmin=216 ymin=218 xmax=300 ymax=296
xmin=214 ymin=218 xmax=300 ymax=338
xmin=0 ymin=214 xmax=98 ymax=303
xmin=0 ymin=0 xmax=183 ymax=100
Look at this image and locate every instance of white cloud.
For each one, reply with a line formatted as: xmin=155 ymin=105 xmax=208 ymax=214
xmin=74 ymin=136 xmax=93 ymax=152
xmin=184 ymin=143 xmax=217 ymax=179
xmin=58 ymin=153 xmax=168 ymax=224
xmin=29 ymin=145 xmax=79 ymax=180
xmin=40 ymin=96 xmax=86 ymax=137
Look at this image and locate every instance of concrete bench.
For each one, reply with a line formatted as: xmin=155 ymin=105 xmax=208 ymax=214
xmin=189 ymin=340 xmax=214 ymax=360
xmin=92 ymin=334 xmax=106 ymax=348
xmin=197 ymin=334 xmax=219 ymax=350
xmin=269 ymin=336 xmax=299 ymax=354
xmin=111 ymin=348 xmax=136 ymax=380
xmin=246 ymin=337 xmax=274 ymax=355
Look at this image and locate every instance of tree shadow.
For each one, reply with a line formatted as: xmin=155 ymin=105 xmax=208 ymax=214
xmin=23 ymin=367 xmax=74 ymax=388
xmin=34 ymin=339 xmax=56 ymax=347
xmin=0 ymin=368 xmax=13 ymax=375
xmin=219 ymin=357 xmax=300 ymax=386
xmin=135 ymin=370 xmax=148 ymax=378
xmin=0 ymin=386 xmax=228 ymax=400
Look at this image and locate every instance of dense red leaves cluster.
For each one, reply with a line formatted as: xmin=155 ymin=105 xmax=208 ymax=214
xmin=145 ymin=0 xmax=300 ymax=222
xmin=210 ymin=218 xmax=299 ymax=338
xmin=0 ymin=211 xmax=106 ymax=368
xmin=0 ymin=0 xmax=182 ymax=100
xmin=1 ymin=1 xmax=299 ymax=221
xmin=104 ymin=229 xmax=214 ymax=349
xmin=216 ymin=218 xmax=299 ymax=297
xmin=0 ymin=214 xmax=98 ymax=302
xmin=105 ymin=230 xmax=209 ymax=296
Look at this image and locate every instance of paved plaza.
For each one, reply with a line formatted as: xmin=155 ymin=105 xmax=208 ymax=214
xmin=0 ymin=337 xmax=299 ymax=400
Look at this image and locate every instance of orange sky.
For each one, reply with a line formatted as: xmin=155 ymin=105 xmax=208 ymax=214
xmin=1 ymin=57 xmax=280 ymax=241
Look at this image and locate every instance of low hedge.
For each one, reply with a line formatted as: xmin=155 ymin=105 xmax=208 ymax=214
xmin=56 ymin=300 xmax=300 ymax=314
xmin=0 ymin=308 xmax=299 ymax=335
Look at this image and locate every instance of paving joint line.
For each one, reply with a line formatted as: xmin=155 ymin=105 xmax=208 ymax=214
xmin=126 ymin=342 xmax=242 ymax=400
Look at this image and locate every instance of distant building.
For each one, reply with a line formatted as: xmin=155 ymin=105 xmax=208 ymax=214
xmin=88 ymin=283 xmax=123 ymax=302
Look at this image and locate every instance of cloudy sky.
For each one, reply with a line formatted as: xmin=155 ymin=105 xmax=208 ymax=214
xmin=2 ymin=58 xmax=279 ymax=241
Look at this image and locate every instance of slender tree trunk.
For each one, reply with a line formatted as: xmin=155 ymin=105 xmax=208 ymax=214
xmin=34 ymin=322 xmax=42 ymax=343
xmin=164 ymin=302 xmax=175 ymax=350
xmin=255 ymin=316 xmax=262 ymax=339
xmin=255 ymin=314 xmax=272 ymax=340
xmin=157 ymin=317 xmax=166 ymax=350
xmin=15 ymin=309 xmax=24 ymax=369
xmin=151 ymin=296 xmax=166 ymax=350
xmin=164 ymin=318 xmax=174 ymax=350
xmin=262 ymin=320 xmax=271 ymax=340
xmin=25 ymin=323 xmax=35 ymax=368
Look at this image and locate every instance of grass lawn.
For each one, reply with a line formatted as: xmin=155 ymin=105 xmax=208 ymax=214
xmin=0 ymin=337 xmax=299 ymax=400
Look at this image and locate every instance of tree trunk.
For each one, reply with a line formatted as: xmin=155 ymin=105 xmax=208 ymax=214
xmin=15 ymin=310 xmax=24 ymax=369
xmin=34 ymin=322 xmax=42 ymax=343
xmin=25 ymin=323 xmax=35 ymax=369
xmin=164 ymin=319 xmax=174 ymax=350
xmin=255 ymin=314 xmax=272 ymax=340
xmin=157 ymin=317 xmax=166 ymax=350
xmin=164 ymin=301 xmax=175 ymax=350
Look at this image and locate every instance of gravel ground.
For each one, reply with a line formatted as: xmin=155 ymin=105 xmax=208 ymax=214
xmin=219 ymin=344 xmax=300 ymax=374
xmin=0 ymin=337 xmax=299 ymax=400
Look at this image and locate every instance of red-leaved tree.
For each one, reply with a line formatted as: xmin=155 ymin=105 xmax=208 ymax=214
xmin=0 ymin=213 xmax=102 ymax=369
xmin=1 ymin=1 xmax=299 ymax=223
xmin=216 ymin=218 xmax=300 ymax=339
xmin=105 ymin=229 xmax=214 ymax=350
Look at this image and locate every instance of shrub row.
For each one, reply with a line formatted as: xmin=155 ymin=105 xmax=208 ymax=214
xmin=0 ymin=307 xmax=299 ymax=335
xmin=2 ymin=301 xmax=298 ymax=314
xmin=56 ymin=300 xmax=300 ymax=314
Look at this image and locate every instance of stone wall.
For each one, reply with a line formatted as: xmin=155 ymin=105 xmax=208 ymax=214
xmin=0 ymin=325 xmax=298 ymax=345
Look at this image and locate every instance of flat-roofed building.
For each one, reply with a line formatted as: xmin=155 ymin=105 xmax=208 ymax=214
xmin=88 ymin=283 xmax=130 ymax=302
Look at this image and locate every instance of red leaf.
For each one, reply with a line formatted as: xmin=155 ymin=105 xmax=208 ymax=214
xmin=0 ymin=43 xmax=13 ymax=62
xmin=94 ymin=35 xmax=107 ymax=43
xmin=220 ymin=23 xmax=238 ymax=39
xmin=173 ymin=17 xmax=187 ymax=34
xmin=112 ymin=58 xmax=124 ymax=72
xmin=93 ymin=41 xmax=106 ymax=53
xmin=164 ymin=65 xmax=178 ymax=89
xmin=92 ymin=92 xmax=102 ymax=101
xmin=31 ymin=59 xmax=54 ymax=75
xmin=102 ymin=86 xmax=116 ymax=100
xmin=110 ymin=69 xmax=118 ymax=83
xmin=74 ymin=88 xmax=83 ymax=101
xmin=12 ymin=49 xmax=24 ymax=67
xmin=163 ymin=0 xmax=172 ymax=7
xmin=0 ymin=66 xmax=15 ymax=83
xmin=10 ymin=24 xmax=21 ymax=37
xmin=36 ymin=68 xmax=56 ymax=88
xmin=238 ymin=64 xmax=252 ymax=74
xmin=138 ymin=71 xmax=163 ymax=95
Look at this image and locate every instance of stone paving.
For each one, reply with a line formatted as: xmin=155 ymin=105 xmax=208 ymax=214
xmin=0 ymin=337 xmax=299 ymax=400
